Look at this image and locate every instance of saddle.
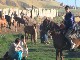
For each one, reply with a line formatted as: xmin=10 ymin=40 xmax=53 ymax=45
xmin=62 ymin=29 xmax=80 ymax=50
xmin=70 ymin=30 xmax=80 ymax=39
xmin=60 ymin=23 xmax=80 ymax=50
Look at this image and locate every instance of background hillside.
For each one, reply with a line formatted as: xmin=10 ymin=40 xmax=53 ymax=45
xmin=0 ymin=0 xmax=61 ymax=9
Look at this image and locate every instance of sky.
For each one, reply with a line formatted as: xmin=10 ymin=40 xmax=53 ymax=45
xmin=56 ymin=0 xmax=80 ymax=7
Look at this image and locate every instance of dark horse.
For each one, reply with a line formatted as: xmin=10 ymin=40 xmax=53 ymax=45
xmin=14 ymin=16 xmax=25 ymax=27
xmin=5 ymin=15 xmax=11 ymax=29
xmin=24 ymin=24 xmax=37 ymax=44
xmin=51 ymin=21 xmax=80 ymax=60
xmin=43 ymin=20 xmax=80 ymax=60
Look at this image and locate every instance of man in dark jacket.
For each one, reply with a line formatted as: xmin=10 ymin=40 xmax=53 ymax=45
xmin=40 ymin=22 xmax=45 ymax=43
xmin=64 ymin=5 xmax=76 ymax=49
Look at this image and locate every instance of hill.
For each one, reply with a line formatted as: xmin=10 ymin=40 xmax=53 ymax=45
xmin=0 ymin=0 xmax=60 ymax=9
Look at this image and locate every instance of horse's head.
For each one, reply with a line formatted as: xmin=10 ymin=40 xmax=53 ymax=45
xmin=49 ymin=21 xmax=61 ymax=35
xmin=33 ymin=24 xmax=37 ymax=29
xmin=60 ymin=21 xmax=65 ymax=29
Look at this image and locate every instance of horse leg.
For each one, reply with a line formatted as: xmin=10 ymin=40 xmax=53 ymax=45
xmin=15 ymin=26 xmax=17 ymax=32
xmin=17 ymin=22 xmax=20 ymax=27
xmin=4 ymin=23 xmax=7 ymax=32
xmin=1 ymin=24 xmax=3 ymax=30
xmin=9 ymin=22 xmax=11 ymax=29
xmin=25 ymin=32 xmax=27 ymax=42
xmin=24 ymin=23 xmax=25 ymax=26
xmin=0 ymin=25 xmax=1 ymax=32
xmin=4 ymin=26 xmax=6 ymax=32
xmin=56 ymin=49 xmax=60 ymax=60
xmin=33 ymin=34 xmax=36 ymax=44
xmin=26 ymin=33 xmax=29 ymax=42
xmin=60 ymin=50 xmax=64 ymax=60
xmin=27 ymin=33 xmax=29 ymax=41
xmin=17 ymin=22 xmax=19 ymax=27
xmin=35 ymin=32 xmax=37 ymax=44
xmin=19 ymin=23 xmax=20 ymax=27
xmin=31 ymin=34 xmax=33 ymax=43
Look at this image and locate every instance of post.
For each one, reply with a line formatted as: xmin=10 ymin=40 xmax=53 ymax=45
xmin=75 ymin=0 xmax=76 ymax=10
xmin=31 ymin=5 xmax=33 ymax=18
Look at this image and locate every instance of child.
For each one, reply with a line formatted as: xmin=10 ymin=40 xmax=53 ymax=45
xmin=20 ymin=35 xmax=28 ymax=58
xmin=8 ymin=38 xmax=23 ymax=60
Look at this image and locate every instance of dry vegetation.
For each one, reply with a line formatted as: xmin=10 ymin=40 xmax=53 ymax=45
xmin=0 ymin=0 xmax=60 ymax=9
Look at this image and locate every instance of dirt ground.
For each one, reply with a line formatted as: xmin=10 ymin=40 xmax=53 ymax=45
xmin=0 ymin=24 xmax=25 ymax=34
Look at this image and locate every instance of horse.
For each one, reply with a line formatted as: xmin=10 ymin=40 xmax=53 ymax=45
xmin=0 ymin=16 xmax=7 ymax=32
xmin=24 ymin=24 xmax=37 ymax=44
xmin=5 ymin=15 xmax=11 ymax=29
xmin=0 ymin=11 xmax=7 ymax=30
xmin=14 ymin=16 xmax=25 ymax=27
xmin=48 ymin=21 xmax=80 ymax=60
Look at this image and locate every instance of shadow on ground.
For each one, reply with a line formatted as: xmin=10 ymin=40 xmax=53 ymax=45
xmin=65 ymin=51 xmax=80 ymax=58
xmin=28 ymin=49 xmax=37 ymax=52
xmin=0 ymin=58 xmax=3 ymax=60
xmin=12 ymin=33 xmax=23 ymax=38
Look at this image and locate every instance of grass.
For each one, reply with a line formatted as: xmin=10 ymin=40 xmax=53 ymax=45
xmin=0 ymin=33 xmax=80 ymax=60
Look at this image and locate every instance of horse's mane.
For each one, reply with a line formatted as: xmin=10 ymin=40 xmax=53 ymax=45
xmin=54 ymin=22 xmax=60 ymax=29
xmin=50 ymin=21 xmax=60 ymax=30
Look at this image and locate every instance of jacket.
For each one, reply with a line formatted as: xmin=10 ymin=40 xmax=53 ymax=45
xmin=64 ymin=12 xmax=75 ymax=29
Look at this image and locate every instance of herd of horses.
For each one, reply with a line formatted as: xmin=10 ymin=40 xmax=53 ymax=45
xmin=1 ymin=10 xmax=80 ymax=60
xmin=0 ymin=11 xmax=38 ymax=44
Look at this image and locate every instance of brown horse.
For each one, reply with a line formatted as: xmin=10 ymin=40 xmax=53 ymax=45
xmin=48 ymin=21 xmax=80 ymax=60
xmin=24 ymin=24 xmax=37 ymax=44
xmin=0 ymin=16 xmax=7 ymax=32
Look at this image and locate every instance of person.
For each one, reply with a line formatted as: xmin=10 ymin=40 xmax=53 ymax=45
xmin=40 ymin=22 xmax=45 ymax=43
xmin=8 ymin=38 xmax=23 ymax=60
xmin=14 ymin=11 xmax=17 ymax=17
xmin=64 ymin=5 xmax=76 ymax=49
xmin=20 ymin=35 xmax=28 ymax=59
xmin=40 ymin=18 xmax=49 ymax=44
xmin=20 ymin=11 xmax=24 ymax=19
